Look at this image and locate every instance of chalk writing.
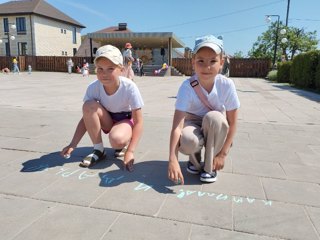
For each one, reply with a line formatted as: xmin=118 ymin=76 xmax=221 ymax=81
xmin=134 ymin=184 xmax=272 ymax=207
xmin=54 ymin=167 xmax=97 ymax=179
xmin=78 ymin=171 xmax=97 ymax=180
xmin=21 ymin=164 xmax=273 ymax=207
xmin=101 ymin=173 xmax=125 ymax=185
xmin=134 ymin=183 xmax=153 ymax=191
xmin=263 ymin=200 xmax=272 ymax=206
xmin=216 ymin=193 xmax=228 ymax=201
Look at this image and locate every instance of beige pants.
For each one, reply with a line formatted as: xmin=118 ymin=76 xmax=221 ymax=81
xmin=178 ymin=111 xmax=229 ymax=173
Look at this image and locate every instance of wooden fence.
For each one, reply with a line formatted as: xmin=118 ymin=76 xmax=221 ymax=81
xmin=1 ymin=56 xmax=271 ymax=77
xmin=172 ymin=58 xmax=271 ymax=77
xmin=230 ymin=58 xmax=271 ymax=77
xmin=0 ymin=56 xmax=93 ymax=73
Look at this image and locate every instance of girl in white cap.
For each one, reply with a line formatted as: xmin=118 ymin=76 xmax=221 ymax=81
xmin=61 ymin=45 xmax=144 ymax=171
xmin=168 ymin=35 xmax=240 ymax=184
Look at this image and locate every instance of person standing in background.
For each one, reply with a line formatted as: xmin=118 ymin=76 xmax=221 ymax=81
xmin=122 ymin=42 xmax=135 ymax=80
xmin=12 ymin=57 xmax=20 ymax=74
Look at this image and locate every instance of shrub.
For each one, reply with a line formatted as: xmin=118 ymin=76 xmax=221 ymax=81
xmin=267 ymin=70 xmax=277 ymax=81
xmin=291 ymin=50 xmax=320 ymax=88
xmin=277 ymin=61 xmax=292 ymax=83
xmin=315 ymin=54 xmax=320 ymax=90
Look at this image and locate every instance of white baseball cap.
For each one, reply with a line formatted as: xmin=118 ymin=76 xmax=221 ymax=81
xmin=193 ymin=35 xmax=223 ymax=54
xmin=94 ymin=45 xmax=123 ymax=66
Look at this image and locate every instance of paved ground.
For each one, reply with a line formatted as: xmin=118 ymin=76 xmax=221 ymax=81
xmin=0 ymin=71 xmax=320 ymax=240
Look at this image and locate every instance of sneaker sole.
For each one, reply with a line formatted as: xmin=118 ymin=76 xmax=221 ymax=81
xmin=186 ymin=167 xmax=200 ymax=175
xmin=200 ymin=176 xmax=217 ymax=183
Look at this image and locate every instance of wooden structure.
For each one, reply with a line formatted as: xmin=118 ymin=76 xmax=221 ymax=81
xmin=0 ymin=56 xmax=271 ymax=78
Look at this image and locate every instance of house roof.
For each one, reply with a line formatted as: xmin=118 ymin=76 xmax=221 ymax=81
xmin=95 ymin=26 xmax=132 ymax=34
xmin=0 ymin=0 xmax=85 ymax=28
xmin=87 ymin=31 xmax=185 ymax=49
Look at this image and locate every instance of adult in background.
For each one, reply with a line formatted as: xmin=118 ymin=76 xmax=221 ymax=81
xmin=122 ymin=42 xmax=135 ymax=80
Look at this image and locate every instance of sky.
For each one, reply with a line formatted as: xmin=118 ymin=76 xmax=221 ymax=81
xmin=1 ymin=0 xmax=320 ymax=56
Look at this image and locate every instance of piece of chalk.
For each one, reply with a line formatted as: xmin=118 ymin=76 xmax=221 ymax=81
xmin=64 ymin=154 xmax=70 ymax=159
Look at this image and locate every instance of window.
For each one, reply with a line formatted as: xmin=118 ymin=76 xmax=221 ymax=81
xmin=64 ymin=29 xmax=66 ymax=34
xmin=72 ymin=27 xmax=76 ymax=44
xmin=62 ymin=51 xmax=64 ymax=56
xmin=5 ymin=42 xmax=10 ymax=56
xmin=73 ymin=48 xmax=77 ymax=56
xmin=16 ymin=17 xmax=26 ymax=34
xmin=61 ymin=29 xmax=63 ymax=33
xmin=3 ymin=18 xmax=9 ymax=33
xmin=18 ymin=42 xmax=27 ymax=55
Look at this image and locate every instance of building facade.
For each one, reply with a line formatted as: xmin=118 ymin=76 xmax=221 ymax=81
xmin=0 ymin=0 xmax=85 ymax=56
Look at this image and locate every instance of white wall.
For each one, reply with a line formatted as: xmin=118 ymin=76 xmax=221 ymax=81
xmin=33 ymin=15 xmax=81 ymax=56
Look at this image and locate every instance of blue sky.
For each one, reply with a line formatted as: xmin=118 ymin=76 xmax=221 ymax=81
xmin=2 ymin=0 xmax=320 ymax=56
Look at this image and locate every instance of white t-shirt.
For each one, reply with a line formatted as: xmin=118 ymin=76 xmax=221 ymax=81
xmin=83 ymin=76 xmax=144 ymax=113
xmin=175 ymin=74 xmax=240 ymax=117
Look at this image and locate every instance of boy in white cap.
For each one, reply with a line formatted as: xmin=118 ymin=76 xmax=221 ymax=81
xmin=61 ymin=45 xmax=144 ymax=171
xmin=168 ymin=35 xmax=240 ymax=184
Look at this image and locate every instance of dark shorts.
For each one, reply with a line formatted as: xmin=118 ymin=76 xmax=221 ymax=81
xmin=102 ymin=111 xmax=134 ymax=134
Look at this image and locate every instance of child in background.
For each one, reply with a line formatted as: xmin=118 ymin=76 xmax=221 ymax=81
xmin=12 ymin=57 xmax=20 ymax=74
xmin=61 ymin=45 xmax=144 ymax=171
xmin=168 ymin=35 xmax=240 ymax=184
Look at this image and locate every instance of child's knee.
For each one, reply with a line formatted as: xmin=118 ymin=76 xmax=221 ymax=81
xmin=203 ymin=111 xmax=228 ymax=128
xmin=179 ymin=134 xmax=203 ymax=155
xmin=82 ymin=101 xmax=100 ymax=114
xmin=109 ymin=133 xmax=129 ymax=148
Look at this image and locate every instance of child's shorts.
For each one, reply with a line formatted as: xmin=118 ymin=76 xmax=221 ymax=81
xmin=102 ymin=111 xmax=134 ymax=134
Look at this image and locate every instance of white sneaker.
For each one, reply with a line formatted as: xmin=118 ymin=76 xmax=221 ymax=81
xmin=200 ymin=171 xmax=217 ymax=183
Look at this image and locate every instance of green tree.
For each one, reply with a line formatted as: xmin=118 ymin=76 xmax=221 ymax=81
xmin=233 ymin=51 xmax=245 ymax=58
xmin=248 ymin=22 xmax=318 ymax=61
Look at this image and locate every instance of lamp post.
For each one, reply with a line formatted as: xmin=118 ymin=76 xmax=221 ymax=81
xmin=266 ymin=15 xmax=280 ymax=68
xmin=0 ymin=23 xmax=16 ymax=56
xmin=266 ymin=15 xmax=288 ymax=66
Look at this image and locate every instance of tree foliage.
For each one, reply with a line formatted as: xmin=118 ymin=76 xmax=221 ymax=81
xmin=248 ymin=22 xmax=318 ymax=61
xmin=233 ymin=51 xmax=245 ymax=58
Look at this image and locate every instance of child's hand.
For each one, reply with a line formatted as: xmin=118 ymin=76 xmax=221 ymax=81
xmin=124 ymin=150 xmax=134 ymax=172
xmin=213 ymin=153 xmax=227 ymax=171
xmin=61 ymin=145 xmax=74 ymax=159
xmin=168 ymin=160 xmax=184 ymax=185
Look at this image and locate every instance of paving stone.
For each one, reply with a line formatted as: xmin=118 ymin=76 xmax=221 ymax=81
xmin=1 ymin=73 xmax=320 ymax=239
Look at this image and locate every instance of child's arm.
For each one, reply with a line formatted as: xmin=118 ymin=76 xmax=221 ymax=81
xmin=61 ymin=118 xmax=86 ymax=157
xmin=213 ymin=109 xmax=238 ymax=170
xmin=168 ymin=110 xmax=185 ymax=184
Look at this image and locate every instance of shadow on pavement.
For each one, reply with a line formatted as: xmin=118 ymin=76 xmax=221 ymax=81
xmin=20 ymin=147 xmax=113 ymax=172
xmin=271 ymin=83 xmax=320 ymax=103
xmin=20 ymin=147 xmax=201 ymax=194
xmin=97 ymin=159 xmax=201 ymax=194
